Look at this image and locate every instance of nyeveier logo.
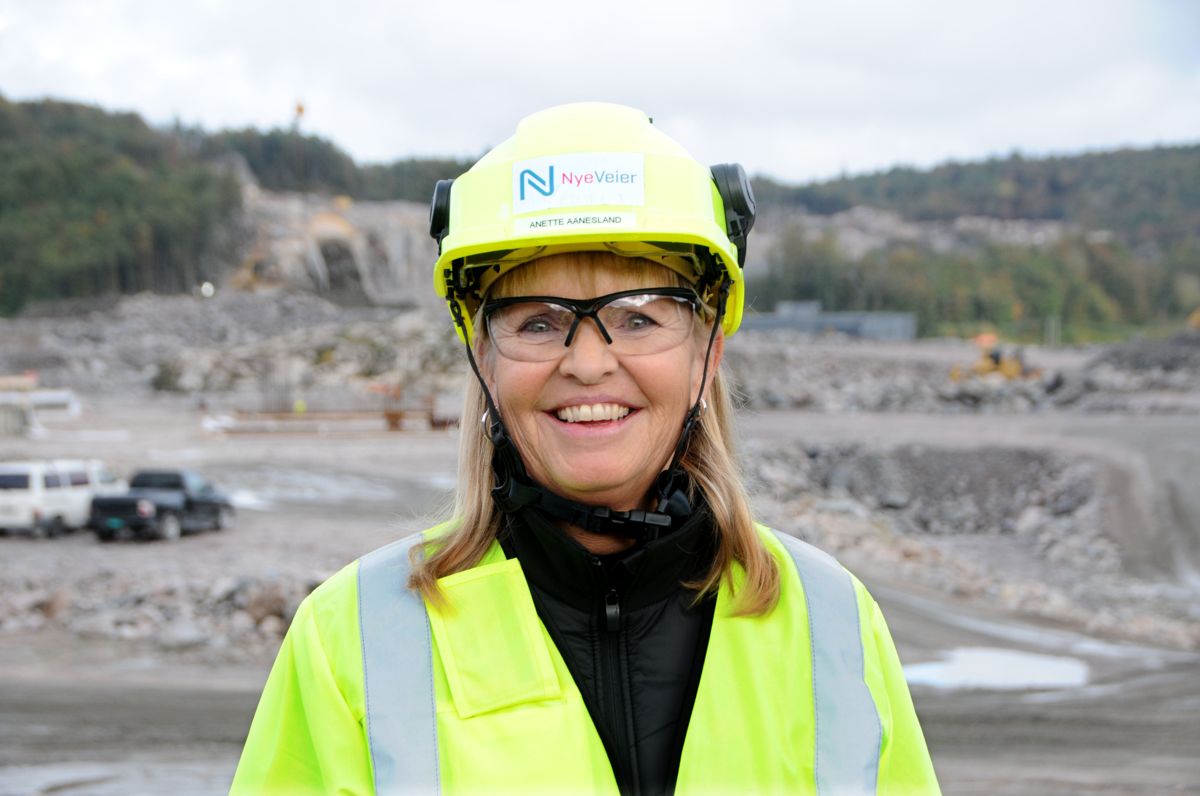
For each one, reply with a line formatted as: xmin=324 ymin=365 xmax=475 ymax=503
xmin=518 ymin=166 xmax=555 ymax=201
xmin=513 ymin=153 xmax=644 ymax=214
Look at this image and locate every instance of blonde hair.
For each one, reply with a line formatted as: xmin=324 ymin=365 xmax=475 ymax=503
xmin=409 ymin=253 xmax=780 ymax=616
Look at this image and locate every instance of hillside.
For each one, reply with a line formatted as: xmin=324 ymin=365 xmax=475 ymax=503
xmin=752 ymin=144 xmax=1200 ymax=249
xmin=746 ymin=146 xmax=1200 ymax=338
xmin=0 ymin=96 xmax=242 ymax=315
xmin=200 ymin=128 xmax=474 ymax=202
xmin=2 ymin=95 xmax=1197 ymax=340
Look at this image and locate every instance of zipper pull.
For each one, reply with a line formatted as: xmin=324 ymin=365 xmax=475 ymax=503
xmin=604 ymin=588 xmax=621 ymax=632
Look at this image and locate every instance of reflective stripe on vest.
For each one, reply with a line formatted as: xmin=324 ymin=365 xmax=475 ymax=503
xmin=358 ymin=529 xmax=881 ymax=795
xmin=771 ymin=529 xmax=883 ymax=794
xmin=358 ymin=533 xmax=440 ymax=795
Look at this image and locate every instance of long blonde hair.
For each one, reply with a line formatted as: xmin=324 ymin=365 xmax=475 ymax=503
xmin=409 ymin=253 xmax=780 ymax=616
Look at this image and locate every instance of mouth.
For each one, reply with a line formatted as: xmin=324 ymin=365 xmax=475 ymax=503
xmin=553 ymin=403 xmax=634 ymax=424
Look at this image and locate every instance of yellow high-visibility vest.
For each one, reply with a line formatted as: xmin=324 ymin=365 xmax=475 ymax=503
xmin=232 ymin=524 xmax=940 ymax=794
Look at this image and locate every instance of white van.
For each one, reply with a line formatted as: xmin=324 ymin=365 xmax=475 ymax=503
xmin=54 ymin=459 xmax=128 ymax=527
xmin=0 ymin=459 xmax=126 ymax=537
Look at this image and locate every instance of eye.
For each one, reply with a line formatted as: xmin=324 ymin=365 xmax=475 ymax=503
xmin=518 ymin=315 xmax=558 ymax=335
xmin=604 ymin=295 xmax=689 ymax=335
xmin=492 ymin=302 xmax=573 ymax=338
xmin=620 ymin=311 xmax=658 ymax=331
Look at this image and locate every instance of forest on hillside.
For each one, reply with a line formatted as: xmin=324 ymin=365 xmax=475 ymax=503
xmin=746 ymin=230 xmax=1200 ymax=340
xmin=746 ymin=145 xmax=1200 ymax=339
xmin=201 ymin=128 xmax=474 ymax=202
xmin=0 ymin=98 xmax=472 ymax=315
xmin=0 ymin=97 xmax=241 ymax=315
xmin=2 ymin=95 xmax=1197 ymax=339
xmin=752 ymin=145 xmax=1200 ymax=249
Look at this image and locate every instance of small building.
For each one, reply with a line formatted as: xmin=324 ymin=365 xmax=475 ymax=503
xmin=741 ymin=301 xmax=916 ymax=341
xmin=0 ymin=376 xmax=76 ymax=436
xmin=0 ymin=405 xmax=31 ymax=436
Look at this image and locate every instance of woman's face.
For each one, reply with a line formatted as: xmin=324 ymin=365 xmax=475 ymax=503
xmin=481 ymin=256 xmax=722 ymax=512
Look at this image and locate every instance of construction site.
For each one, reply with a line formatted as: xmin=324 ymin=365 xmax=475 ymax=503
xmin=1 ymin=271 xmax=1198 ymax=793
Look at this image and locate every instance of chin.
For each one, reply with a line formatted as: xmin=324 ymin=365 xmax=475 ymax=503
xmin=547 ymin=468 xmax=649 ymax=508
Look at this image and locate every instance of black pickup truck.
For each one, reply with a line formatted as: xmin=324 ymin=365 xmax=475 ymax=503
xmin=90 ymin=469 xmax=236 ymax=541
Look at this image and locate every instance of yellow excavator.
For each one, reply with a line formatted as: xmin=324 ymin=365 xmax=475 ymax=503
xmin=950 ymin=333 xmax=1042 ymax=381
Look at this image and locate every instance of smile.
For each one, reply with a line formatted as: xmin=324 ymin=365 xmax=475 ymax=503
xmin=554 ymin=403 xmax=632 ymax=423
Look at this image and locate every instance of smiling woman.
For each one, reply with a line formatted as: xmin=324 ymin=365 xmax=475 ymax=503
xmin=232 ymin=102 xmax=941 ymax=796
xmin=483 ymin=255 xmax=717 ymax=525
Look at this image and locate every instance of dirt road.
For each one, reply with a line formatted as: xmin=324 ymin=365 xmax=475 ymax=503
xmin=4 ymin=582 xmax=1196 ymax=795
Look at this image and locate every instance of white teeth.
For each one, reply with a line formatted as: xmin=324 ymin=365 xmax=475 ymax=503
xmin=555 ymin=404 xmax=631 ymax=423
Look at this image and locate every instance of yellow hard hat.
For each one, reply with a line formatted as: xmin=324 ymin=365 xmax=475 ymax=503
xmin=429 ymin=102 xmax=755 ymax=342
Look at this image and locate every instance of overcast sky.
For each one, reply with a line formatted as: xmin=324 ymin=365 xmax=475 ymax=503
xmin=1 ymin=0 xmax=1196 ymax=183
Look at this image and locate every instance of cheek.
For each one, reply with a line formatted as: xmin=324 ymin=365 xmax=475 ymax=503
xmin=491 ymin=360 xmax=549 ymax=416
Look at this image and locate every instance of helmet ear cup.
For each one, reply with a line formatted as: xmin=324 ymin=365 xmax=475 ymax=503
xmin=429 ymin=179 xmax=454 ymax=251
xmin=710 ymin=163 xmax=756 ymax=266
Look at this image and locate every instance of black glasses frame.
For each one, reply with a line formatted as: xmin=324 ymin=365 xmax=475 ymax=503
xmin=483 ymin=287 xmax=701 ymax=349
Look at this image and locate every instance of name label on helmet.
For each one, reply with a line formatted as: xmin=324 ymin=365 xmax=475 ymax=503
xmin=514 ymin=212 xmax=635 ymax=233
xmin=513 ymin=153 xmax=644 ymax=214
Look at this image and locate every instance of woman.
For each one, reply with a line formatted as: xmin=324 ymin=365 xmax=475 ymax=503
xmin=233 ymin=103 xmax=940 ymax=795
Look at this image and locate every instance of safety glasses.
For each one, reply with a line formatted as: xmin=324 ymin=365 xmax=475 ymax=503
xmin=483 ymin=287 xmax=702 ymax=362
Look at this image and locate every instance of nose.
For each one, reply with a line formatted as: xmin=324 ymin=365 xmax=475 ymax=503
xmin=557 ymin=317 xmax=618 ymax=383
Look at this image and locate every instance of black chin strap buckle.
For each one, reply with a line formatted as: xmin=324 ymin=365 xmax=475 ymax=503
xmin=581 ymin=505 xmax=674 ymax=541
xmin=491 ymin=475 xmax=540 ymax=514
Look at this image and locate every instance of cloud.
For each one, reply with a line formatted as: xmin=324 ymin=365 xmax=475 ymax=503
xmin=0 ymin=0 xmax=1195 ymax=182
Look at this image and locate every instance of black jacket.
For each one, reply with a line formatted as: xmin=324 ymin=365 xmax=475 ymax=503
xmin=500 ymin=505 xmax=718 ymax=796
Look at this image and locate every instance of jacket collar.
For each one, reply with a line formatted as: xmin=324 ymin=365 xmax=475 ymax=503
xmin=500 ymin=496 xmax=717 ymax=612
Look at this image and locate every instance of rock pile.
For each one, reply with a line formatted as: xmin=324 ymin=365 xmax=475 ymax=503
xmin=744 ymin=440 xmax=1121 ymax=571
xmin=0 ymin=290 xmax=394 ymax=394
xmin=161 ymin=310 xmax=464 ymax=400
xmin=726 ymin=331 xmax=1197 ymax=414
xmin=744 ymin=439 xmax=1200 ymax=650
xmin=726 ymin=332 xmax=1074 ymax=413
xmin=1086 ymin=330 xmax=1200 ymax=390
xmin=0 ymin=567 xmax=326 ymax=661
xmin=5 ymin=290 xmax=1195 ymax=413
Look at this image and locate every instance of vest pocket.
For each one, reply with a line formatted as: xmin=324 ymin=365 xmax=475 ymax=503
xmin=429 ymin=559 xmax=563 ymax=718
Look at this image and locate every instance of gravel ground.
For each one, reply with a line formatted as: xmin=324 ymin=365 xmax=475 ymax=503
xmin=2 ymin=291 xmax=1199 ymax=794
xmin=2 ymin=400 xmax=1199 ymax=793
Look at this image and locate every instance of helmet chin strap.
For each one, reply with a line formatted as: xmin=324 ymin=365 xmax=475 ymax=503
xmin=453 ymin=280 xmax=729 ymax=544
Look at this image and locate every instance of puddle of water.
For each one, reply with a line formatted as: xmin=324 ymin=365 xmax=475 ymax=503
xmin=873 ymin=583 xmax=1198 ymax=667
xmin=228 ymin=489 xmax=275 ymax=511
xmin=904 ymin=646 xmax=1089 ymax=690
xmin=219 ymin=465 xmax=454 ymax=511
xmin=236 ymin=467 xmax=399 ymax=504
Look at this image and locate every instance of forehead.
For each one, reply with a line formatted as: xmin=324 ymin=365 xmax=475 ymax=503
xmin=490 ymin=254 xmax=681 ymax=301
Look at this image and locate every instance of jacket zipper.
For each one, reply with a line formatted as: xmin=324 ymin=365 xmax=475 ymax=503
xmin=596 ymin=562 xmax=639 ymax=794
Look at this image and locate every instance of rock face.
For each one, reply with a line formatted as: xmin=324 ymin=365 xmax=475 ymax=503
xmin=235 ymin=184 xmax=439 ymax=308
xmin=747 ymin=205 xmax=1078 ymax=274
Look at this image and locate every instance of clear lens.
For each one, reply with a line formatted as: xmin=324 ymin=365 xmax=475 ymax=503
xmin=487 ymin=292 xmax=696 ymax=362
xmin=489 ymin=302 xmax=577 ymax=348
